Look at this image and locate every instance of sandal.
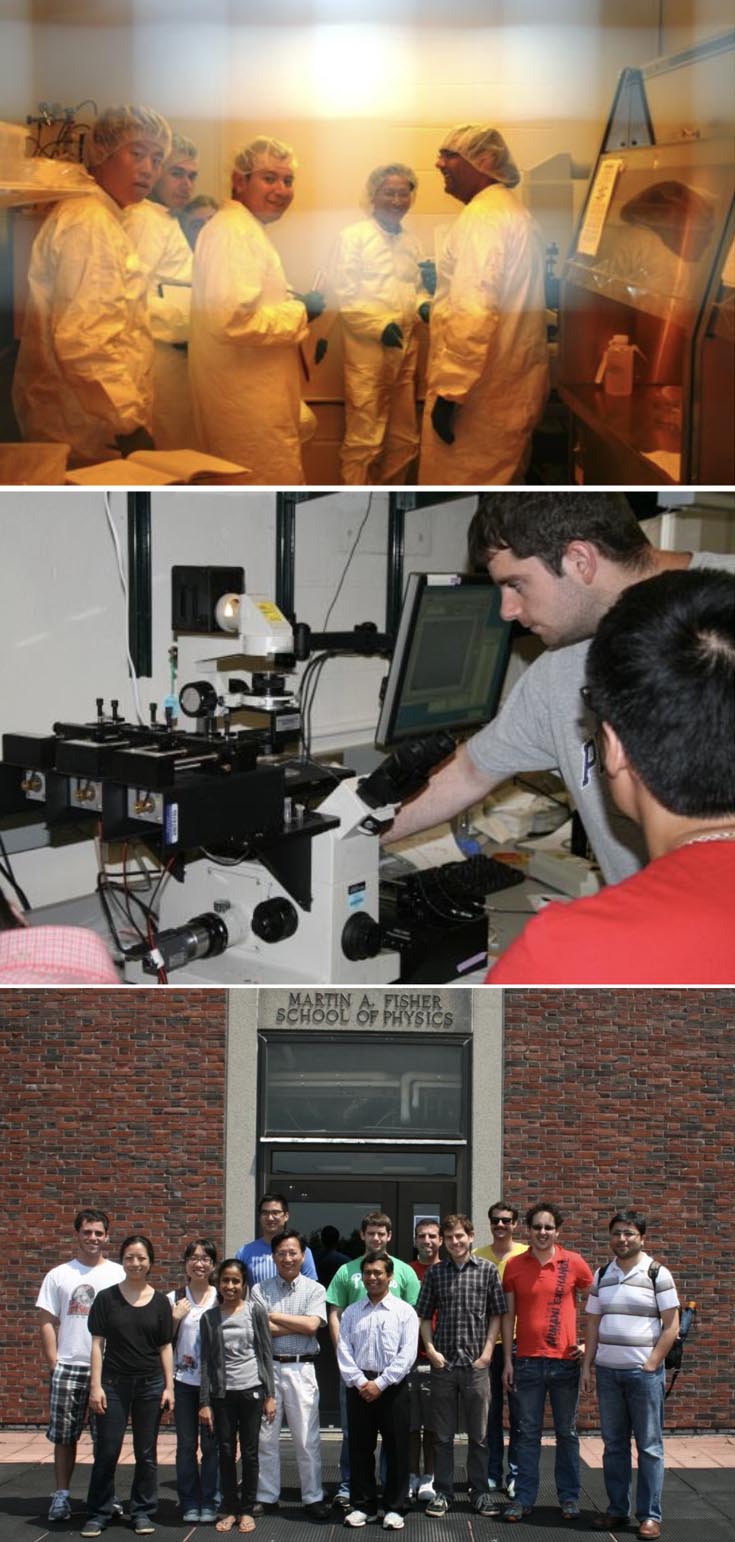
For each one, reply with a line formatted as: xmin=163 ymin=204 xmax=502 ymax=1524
xmin=238 ymin=1519 xmax=256 ymax=1534
xmin=216 ymin=1519 xmax=238 ymax=1533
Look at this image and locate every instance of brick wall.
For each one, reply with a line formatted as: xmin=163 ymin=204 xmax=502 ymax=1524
xmin=1 ymin=989 xmax=228 ymax=1425
xmin=503 ymin=989 xmax=735 ymax=1430
xmin=2 ymin=987 xmax=732 ymax=1429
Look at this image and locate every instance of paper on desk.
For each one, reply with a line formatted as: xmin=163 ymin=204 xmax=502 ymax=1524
xmin=473 ymin=787 xmax=568 ymax=845
xmin=389 ymin=824 xmax=463 ymax=869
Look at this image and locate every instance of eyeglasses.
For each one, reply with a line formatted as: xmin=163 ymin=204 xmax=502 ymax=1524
xmin=490 ymin=1217 xmax=514 ymax=1226
xmin=260 ymin=1209 xmax=285 ymax=1218
xmin=531 ymin=1224 xmax=556 ymax=1232
xmin=611 ymin=1230 xmax=640 ymax=1239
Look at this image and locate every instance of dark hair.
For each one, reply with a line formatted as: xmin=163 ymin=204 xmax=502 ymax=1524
xmin=467 ymin=492 xmax=652 ymax=576
xmin=74 ymin=1208 xmax=110 ymax=1233
xmin=361 ymin=1249 xmax=394 ymax=1274
xmin=609 ymin=1209 xmax=647 ymax=1236
xmin=488 ymin=1201 xmax=519 ymax=1222
xmin=216 ymin=1258 xmax=248 ymax=1297
xmin=586 ymin=568 xmax=735 ymax=816
xmin=321 ymin=1225 xmax=340 ymax=1248
xmin=258 ymin=1192 xmax=288 ymax=1214
xmin=119 ymin=1233 xmax=154 ymax=1265
xmin=415 ymin=1217 xmax=441 ymax=1235
xmin=526 ymin=1203 xmax=563 ymax=1229
xmin=183 ymin=1238 xmax=218 ymax=1266
xmin=361 ymin=1211 xmax=392 ymax=1233
xmin=271 ymin=1228 xmax=307 ymax=1255
xmin=440 ymin=1213 xmax=474 ymax=1236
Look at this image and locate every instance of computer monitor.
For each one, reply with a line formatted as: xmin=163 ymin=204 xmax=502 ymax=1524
xmin=375 ymin=572 xmax=513 ymax=750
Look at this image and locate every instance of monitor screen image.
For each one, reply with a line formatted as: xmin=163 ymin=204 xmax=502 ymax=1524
xmin=375 ymin=573 xmax=513 ymax=749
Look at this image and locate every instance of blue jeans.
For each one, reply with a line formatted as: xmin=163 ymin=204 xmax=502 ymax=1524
xmin=513 ymin=1357 xmax=581 ymax=1508
xmin=596 ymin=1364 xmax=666 ymax=1523
xmin=174 ymin=1380 xmax=219 ymax=1513
xmin=86 ymin=1372 xmax=164 ymax=1526
xmin=488 ymin=1343 xmax=519 ymax=1485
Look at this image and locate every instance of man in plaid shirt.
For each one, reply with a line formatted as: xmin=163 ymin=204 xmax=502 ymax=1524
xmin=416 ymin=1213 xmax=506 ymax=1518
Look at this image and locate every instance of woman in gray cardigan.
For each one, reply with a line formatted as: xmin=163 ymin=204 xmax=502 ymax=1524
xmin=199 ymin=1259 xmax=275 ymax=1533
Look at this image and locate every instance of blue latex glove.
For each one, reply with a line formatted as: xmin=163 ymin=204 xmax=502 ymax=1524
xmin=294 ymin=289 xmax=325 ymax=322
xmin=381 ymin=321 xmax=404 ymax=348
xmin=418 ymin=258 xmax=437 ymax=295
xmin=418 ymin=301 xmax=431 ymax=324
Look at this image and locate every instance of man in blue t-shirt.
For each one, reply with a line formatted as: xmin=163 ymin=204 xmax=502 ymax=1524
xmin=236 ymin=1192 xmax=318 ymax=1287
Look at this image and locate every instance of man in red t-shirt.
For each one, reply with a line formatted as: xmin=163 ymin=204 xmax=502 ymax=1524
xmin=501 ymin=1203 xmax=593 ymax=1523
xmin=408 ymin=1219 xmax=442 ymax=1501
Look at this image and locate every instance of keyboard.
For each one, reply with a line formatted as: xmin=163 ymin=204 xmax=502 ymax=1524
xmin=381 ymin=853 xmax=525 ymax=924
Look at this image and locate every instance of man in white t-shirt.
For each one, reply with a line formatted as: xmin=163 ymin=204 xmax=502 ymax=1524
xmin=582 ymin=1210 xmax=680 ymax=1540
xmin=36 ymin=1208 xmax=125 ymax=1523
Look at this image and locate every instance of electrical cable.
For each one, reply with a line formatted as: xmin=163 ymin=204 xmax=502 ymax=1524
xmin=0 ymin=831 xmax=31 ymax=912
xmin=321 ymin=492 xmax=373 ymax=630
xmin=103 ymin=490 xmax=146 ymax=726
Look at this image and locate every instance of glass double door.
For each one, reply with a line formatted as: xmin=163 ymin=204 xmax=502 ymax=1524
xmin=262 ymin=1156 xmax=459 ymax=1423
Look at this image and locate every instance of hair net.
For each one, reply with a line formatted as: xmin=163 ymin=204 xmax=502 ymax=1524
xmin=234 ymin=136 xmax=297 ymax=176
xmin=365 ymin=162 xmax=418 ymax=206
xmin=83 ymin=106 xmax=172 ymax=169
xmin=441 ymin=124 xmax=520 ymax=189
xmin=164 ymin=132 xmax=199 ymax=167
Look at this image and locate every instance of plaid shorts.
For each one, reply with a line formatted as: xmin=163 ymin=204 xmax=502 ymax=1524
xmin=47 ymin=1364 xmax=92 ymax=1445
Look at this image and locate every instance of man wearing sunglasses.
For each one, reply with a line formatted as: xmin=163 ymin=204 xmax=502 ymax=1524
xmin=501 ymin=1205 xmax=593 ymax=1523
xmin=475 ymin=1204 xmax=527 ymax=1498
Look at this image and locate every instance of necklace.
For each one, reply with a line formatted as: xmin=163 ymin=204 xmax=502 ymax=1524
xmin=678 ymin=829 xmax=735 ymax=847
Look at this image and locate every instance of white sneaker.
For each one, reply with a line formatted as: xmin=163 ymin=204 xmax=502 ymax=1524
xmin=487 ymin=1479 xmax=499 ymax=1491
xmin=383 ymin=1514 xmax=404 ymax=1531
xmin=417 ymin=1479 xmax=436 ymax=1503
xmin=506 ymin=1479 xmax=516 ymax=1499
xmin=409 ymin=1475 xmax=420 ymax=1500
xmin=48 ymin=1492 xmax=72 ymax=1523
xmin=344 ymin=1511 xmax=377 ymax=1528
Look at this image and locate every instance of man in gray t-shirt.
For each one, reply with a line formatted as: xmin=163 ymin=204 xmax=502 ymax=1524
xmin=385 ymin=492 xmax=735 ymax=884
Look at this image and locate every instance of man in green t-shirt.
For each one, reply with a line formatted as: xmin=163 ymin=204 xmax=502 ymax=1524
xmin=327 ymin=1212 xmax=420 ymax=1507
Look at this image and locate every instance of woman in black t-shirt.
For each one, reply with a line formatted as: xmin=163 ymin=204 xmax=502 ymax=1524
xmin=82 ymin=1234 xmax=174 ymax=1539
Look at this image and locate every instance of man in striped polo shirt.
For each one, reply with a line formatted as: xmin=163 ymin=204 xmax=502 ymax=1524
xmin=582 ymin=1210 xmax=680 ymax=1541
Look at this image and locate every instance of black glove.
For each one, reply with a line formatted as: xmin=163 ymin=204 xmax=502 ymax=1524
xmin=431 ymin=396 xmax=456 ymax=445
xmin=418 ymin=301 xmax=431 ymax=324
xmin=418 ymin=258 xmax=437 ymax=295
xmin=314 ymin=337 xmax=328 ymax=365
xmin=381 ymin=322 xmax=404 ymax=349
xmin=294 ymin=289 xmax=325 ymax=322
xmin=115 ymin=426 xmax=155 ymax=458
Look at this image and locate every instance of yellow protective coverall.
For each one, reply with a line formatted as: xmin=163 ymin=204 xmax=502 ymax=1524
xmin=189 ymin=200 xmax=309 ymax=483
xmin=122 ymin=199 xmax=196 ymax=450
xmin=331 ymin=215 xmax=426 ymax=484
xmin=418 ymin=184 xmax=549 ymax=486
xmin=12 ymin=187 xmax=153 ymax=466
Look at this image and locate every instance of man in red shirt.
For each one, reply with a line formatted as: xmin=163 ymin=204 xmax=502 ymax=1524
xmin=501 ymin=1204 xmax=593 ymax=1523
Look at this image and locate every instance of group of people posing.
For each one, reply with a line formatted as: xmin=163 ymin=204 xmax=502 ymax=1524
xmin=37 ymin=1196 xmax=679 ymax=1540
xmin=12 ymin=107 xmax=548 ymax=485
